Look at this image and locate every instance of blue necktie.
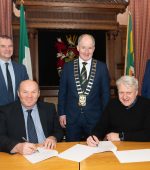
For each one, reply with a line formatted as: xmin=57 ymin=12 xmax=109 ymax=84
xmin=5 ymin=63 xmax=14 ymax=101
xmin=27 ymin=109 xmax=38 ymax=143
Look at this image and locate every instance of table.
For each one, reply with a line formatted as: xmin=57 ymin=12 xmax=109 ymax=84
xmin=80 ymin=141 xmax=150 ymax=170
xmin=0 ymin=142 xmax=78 ymax=170
xmin=1 ymin=141 xmax=150 ymax=170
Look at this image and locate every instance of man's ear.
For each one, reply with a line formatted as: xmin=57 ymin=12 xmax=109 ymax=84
xmin=17 ymin=91 xmax=20 ymax=97
xmin=77 ymin=45 xmax=79 ymax=52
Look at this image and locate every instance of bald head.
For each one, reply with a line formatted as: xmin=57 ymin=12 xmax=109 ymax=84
xmin=18 ymin=80 xmax=39 ymax=92
xmin=77 ymin=34 xmax=95 ymax=61
xmin=18 ymin=80 xmax=40 ymax=109
xmin=77 ymin=34 xmax=95 ymax=46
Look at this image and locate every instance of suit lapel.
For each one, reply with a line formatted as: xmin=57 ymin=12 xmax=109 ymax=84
xmin=0 ymin=65 xmax=9 ymax=99
xmin=37 ymin=103 xmax=48 ymax=137
xmin=15 ymin=101 xmax=27 ymax=138
xmin=12 ymin=61 xmax=18 ymax=99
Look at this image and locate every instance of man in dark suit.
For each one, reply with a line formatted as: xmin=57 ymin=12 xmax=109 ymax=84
xmin=58 ymin=34 xmax=110 ymax=141
xmin=0 ymin=35 xmax=28 ymax=106
xmin=142 ymin=59 xmax=150 ymax=99
xmin=0 ymin=80 xmax=63 ymax=154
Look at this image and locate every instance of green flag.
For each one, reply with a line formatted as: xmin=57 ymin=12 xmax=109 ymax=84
xmin=124 ymin=13 xmax=134 ymax=76
xmin=19 ymin=4 xmax=33 ymax=79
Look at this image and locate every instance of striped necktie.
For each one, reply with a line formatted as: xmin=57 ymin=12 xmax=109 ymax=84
xmin=80 ymin=62 xmax=88 ymax=91
xmin=27 ymin=109 xmax=38 ymax=143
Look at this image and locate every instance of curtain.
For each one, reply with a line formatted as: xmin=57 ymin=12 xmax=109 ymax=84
xmin=0 ymin=0 xmax=12 ymax=36
xmin=129 ymin=0 xmax=150 ymax=94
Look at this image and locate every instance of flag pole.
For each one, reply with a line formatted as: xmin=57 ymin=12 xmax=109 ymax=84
xmin=124 ymin=10 xmax=134 ymax=76
xmin=20 ymin=0 xmax=24 ymax=4
xmin=19 ymin=0 xmax=24 ymax=5
xmin=19 ymin=0 xmax=33 ymax=79
xmin=124 ymin=11 xmax=130 ymax=75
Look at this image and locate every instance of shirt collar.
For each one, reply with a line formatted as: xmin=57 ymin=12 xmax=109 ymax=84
xmin=0 ymin=58 xmax=12 ymax=65
xmin=125 ymin=97 xmax=138 ymax=110
xmin=79 ymin=57 xmax=92 ymax=65
xmin=22 ymin=104 xmax=38 ymax=113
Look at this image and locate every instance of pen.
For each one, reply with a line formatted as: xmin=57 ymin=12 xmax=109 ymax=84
xmin=22 ymin=137 xmax=28 ymax=142
xmin=91 ymin=135 xmax=99 ymax=147
xmin=22 ymin=137 xmax=39 ymax=152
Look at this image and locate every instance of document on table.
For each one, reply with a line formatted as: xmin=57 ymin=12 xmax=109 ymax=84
xmin=58 ymin=141 xmax=117 ymax=162
xmin=94 ymin=141 xmax=117 ymax=153
xmin=23 ymin=147 xmax=58 ymax=163
xmin=114 ymin=149 xmax=150 ymax=163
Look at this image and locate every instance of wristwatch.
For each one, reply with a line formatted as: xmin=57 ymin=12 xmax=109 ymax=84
xmin=119 ymin=132 xmax=124 ymax=141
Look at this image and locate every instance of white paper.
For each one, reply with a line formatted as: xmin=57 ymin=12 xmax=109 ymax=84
xmin=58 ymin=142 xmax=117 ymax=162
xmin=94 ymin=141 xmax=117 ymax=153
xmin=114 ymin=149 xmax=150 ymax=163
xmin=58 ymin=144 xmax=96 ymax=162
xmin=23 ymin=147 xmax=58 ymax=163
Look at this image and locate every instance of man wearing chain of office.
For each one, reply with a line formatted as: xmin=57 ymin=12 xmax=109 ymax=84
xmin=58 ymin=34 xmax=110 ymax=141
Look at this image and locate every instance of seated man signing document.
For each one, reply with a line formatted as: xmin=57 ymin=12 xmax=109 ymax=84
xmin=87 ymin=76 xmax=150 ymax=146
xmin=0 ymin=80 xmax=63 ymax=154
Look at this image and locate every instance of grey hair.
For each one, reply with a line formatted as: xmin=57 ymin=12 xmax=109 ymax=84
xmin=77 ymin=34 xmax=95 ymax=46
xmin=116 ymin=75 xmax=138 ymax=91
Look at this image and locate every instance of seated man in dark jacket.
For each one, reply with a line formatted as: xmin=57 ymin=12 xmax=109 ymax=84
xmin=87 ymin=75 xmax=150 ymax=146
xmin=0 ymin=80 xmax=63 ymax=154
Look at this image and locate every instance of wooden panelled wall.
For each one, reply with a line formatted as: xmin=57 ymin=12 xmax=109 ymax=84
xmin=13 ymin=0 xmax=128 ymax=98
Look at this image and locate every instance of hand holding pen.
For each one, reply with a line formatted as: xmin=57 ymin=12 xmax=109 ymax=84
xmin=87 ymin=135 xmax=99 ymax=147
xmin=21 ymin=137 xmax=38 ymax=154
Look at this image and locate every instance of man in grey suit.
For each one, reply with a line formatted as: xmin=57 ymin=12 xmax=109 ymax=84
xmin=0 ymin=80 xmax=63 ymax=154
xmin=58 ymin=34 xmax=110 ymax=141
xmin=0 ymin=35 xmax=28 ymax=106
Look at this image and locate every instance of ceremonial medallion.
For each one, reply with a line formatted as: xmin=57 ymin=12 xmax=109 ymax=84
xmin=78 ymin=94 xmax=86 ymax=106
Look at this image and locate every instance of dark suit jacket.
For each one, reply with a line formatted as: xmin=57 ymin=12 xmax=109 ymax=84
xmin=58 ymin=58 xmax=110 ymax=125
xmin=142 ymin=60 xmax=150 ymax=99
xmin=0 ymin=61 xmax=29 ymax=106
xmin=0 ymin=101 xmax=63 ymax=153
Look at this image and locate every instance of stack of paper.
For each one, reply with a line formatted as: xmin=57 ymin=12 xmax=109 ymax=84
xmin=114 ymin=149 xmax=150 ymax=163
xmin=23 ymin=147 xmax=58 ymax=163
xmin=94 ymin=141 xmax=117 ymax=153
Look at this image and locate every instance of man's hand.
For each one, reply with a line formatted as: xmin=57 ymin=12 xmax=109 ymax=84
xmin=11 ymin=142 xmax=37 ymax=155
xmin=42 ymin=136 xmax=57 ymax=149
xmin=104 ymin=132 xmax=120 ymax=141
xmin=59 ymin=115 xmax=66 ymax=128
xmin=87 ymin=135 xmax=99 ymax=147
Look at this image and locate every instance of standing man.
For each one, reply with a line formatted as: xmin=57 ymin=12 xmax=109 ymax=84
xmin=58 ymin=34 xmax=110 ymax=141
xmin=0 ymin=35 xmax=29 ymax=106
xmin=142 ymin=59 xmax=150 ymax=99
xmin=0 ymin=80 xmax=63 ymax=154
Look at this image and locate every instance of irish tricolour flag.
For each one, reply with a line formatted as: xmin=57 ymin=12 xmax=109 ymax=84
xmin=19 ymin=4 xmax=33 ymax=79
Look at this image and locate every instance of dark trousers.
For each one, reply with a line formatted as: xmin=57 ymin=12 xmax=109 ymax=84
xmin=66 ymin=113 xmax=94 ymax=142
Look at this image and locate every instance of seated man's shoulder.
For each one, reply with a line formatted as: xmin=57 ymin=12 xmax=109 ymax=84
xmin=138 ymin=95 xmax=150 ymax=104
xmin=0 ymin=101 xmax=20 ymax=116
xmin=38 ymin=101 xmax=55 ymax=108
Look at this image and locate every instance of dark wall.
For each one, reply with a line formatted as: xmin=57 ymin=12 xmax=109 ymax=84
xmin=38 ymin=29 xmax=106 ymax=86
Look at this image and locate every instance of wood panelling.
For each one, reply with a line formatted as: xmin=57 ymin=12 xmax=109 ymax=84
xmin=13 ymin=0 xmax=128 ymax=98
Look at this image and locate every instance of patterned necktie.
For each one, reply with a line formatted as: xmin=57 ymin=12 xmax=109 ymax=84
xmin=27 ymin=109 xmax=38 ymax=143
xmin=80 ymin=62 xmax=88 ymax=91
xmin=5 ymin=63 xmax=14 ymax=101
